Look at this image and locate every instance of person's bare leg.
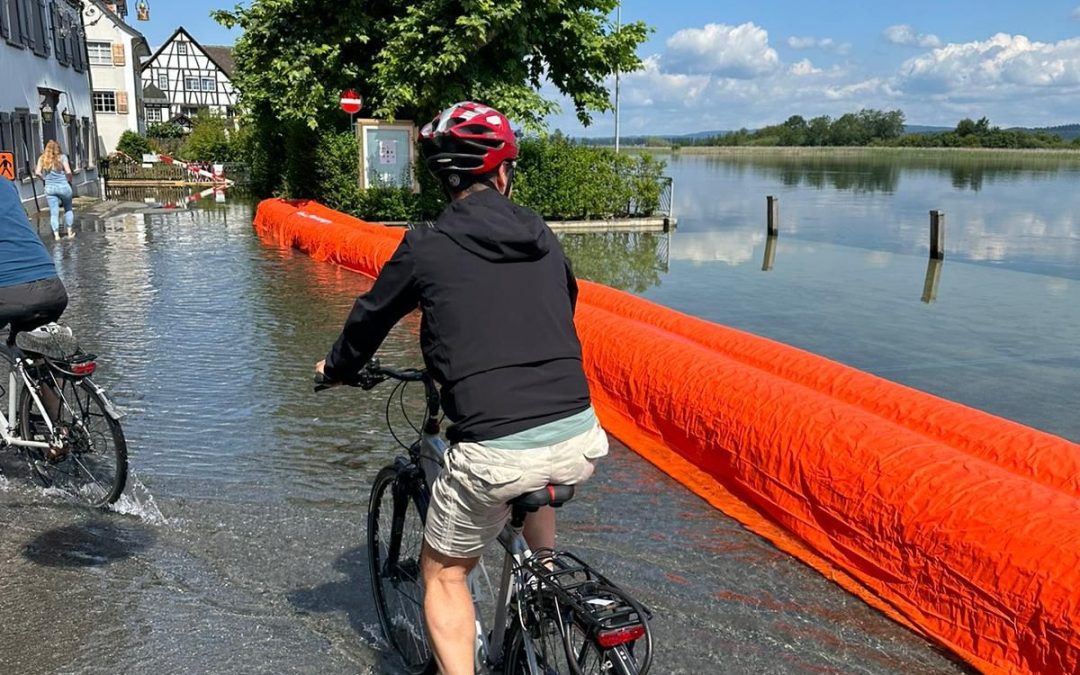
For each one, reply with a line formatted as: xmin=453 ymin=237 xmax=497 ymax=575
xmin=524 ymin=505 xmax=556 ymax=552
xmin=421 ymin=543 xmax=479 ymax=675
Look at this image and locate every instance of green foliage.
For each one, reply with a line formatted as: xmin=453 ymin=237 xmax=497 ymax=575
xmin=116 ymin=130 xmax=152 ymax=158
xmin=312 ymin=130 xmax=363 ymax=213
xmin=213 ymin=0 xmax=651 ymax=196
xmin=306 ymin=132 xmax=667 ymax=223
xmin=146 ymin=122 xmax=185 ymax=139
xmin=181 ymin=112 xmax=233 ymax=162
xmin=215 ymin=0 xmax=648 ymax=130
xmin=514 ymin=135 xmax=665 ymax=219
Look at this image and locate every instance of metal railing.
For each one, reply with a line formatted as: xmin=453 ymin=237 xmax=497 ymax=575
xmin=622 ymin=174 xmax=674 ymax=219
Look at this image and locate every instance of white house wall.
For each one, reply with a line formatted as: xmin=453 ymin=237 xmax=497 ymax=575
xmin=83 ymin=4 xmax=145 ymax=153
xmin=0 ymin=0 xmax=100 ymax=205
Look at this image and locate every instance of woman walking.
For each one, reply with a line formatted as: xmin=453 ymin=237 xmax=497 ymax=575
xmin=34 ymin=140 xmax=75 ymax=240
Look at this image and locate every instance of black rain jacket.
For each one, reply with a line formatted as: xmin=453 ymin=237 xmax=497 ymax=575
xmin=324 ymin=188 xmax=591 ymax=442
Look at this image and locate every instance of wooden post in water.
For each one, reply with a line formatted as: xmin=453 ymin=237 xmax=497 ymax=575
xmin=767 ymin=195 xmax=779 ymax=236
xmin=930 ymin=210 xmax=945 ymax=259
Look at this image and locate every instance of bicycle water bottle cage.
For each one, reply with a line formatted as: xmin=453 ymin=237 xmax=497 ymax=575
xmin=522 ymin=550 xmax=653 ymax=651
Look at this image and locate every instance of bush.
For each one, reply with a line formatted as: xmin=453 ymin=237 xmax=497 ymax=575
xmin=181 ymin=112 xmax=232 ymax=162
xmin=514 ymin=135 xmax=666 ymax=219
xmin=146 ymin=122 xmax=185 ymax=139
xmin=116 ymin=130 xmax=152 ymax=158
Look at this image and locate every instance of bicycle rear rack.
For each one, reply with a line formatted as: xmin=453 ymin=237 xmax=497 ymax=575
xmin=521 ymin=550 xmax=652 ymax=650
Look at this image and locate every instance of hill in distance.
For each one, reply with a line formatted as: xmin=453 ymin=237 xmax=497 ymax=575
xmin=574 ymin=123 xmax=1080 ymax=144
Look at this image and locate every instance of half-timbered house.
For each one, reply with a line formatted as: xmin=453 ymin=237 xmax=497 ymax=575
xmin=140 ymin=26 xmax=237 ymax=126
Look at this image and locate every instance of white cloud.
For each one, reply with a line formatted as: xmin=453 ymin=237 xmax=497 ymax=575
xmin=790 ymin=59 xmax=822 ymax=76
xmin=898 ymin=33 xmax=1080 ymax=94
xmin=543 ymin=22 xmax=1080 ymax=135
xmin=884 ymin=24 xmax=942 ymax=48
xmin=787 ymin=36 xmax=851 ymax=54
xmin=664 ymin=22 xmax=780 ymax=78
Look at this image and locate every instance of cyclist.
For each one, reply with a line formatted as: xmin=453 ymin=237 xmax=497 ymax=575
xmin=316 ymin=101 xmax=608 ymax=675
xmin=0 ymin=176 xmax=68 ymax=347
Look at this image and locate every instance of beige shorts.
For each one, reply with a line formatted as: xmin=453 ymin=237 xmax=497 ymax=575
xmin=424 ymin=422 xmax=609 ymax=559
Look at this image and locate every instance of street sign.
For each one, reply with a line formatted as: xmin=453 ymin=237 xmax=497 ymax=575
xmin=340 ymin=89 xmax=363 ymax=115
xmin=0 ymin=152 xmax=14 ymax=181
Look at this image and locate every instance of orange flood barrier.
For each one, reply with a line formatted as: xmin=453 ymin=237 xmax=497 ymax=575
xmin=255 ymin=198 xmax=1080 ymax=675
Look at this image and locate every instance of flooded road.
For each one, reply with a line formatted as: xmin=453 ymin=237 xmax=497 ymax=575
xmin=0 ymin=202 xmax=970 ymax=674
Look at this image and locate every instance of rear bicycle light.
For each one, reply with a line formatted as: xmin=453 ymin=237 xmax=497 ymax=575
xmin=69 ymin=360 xmax=96 ymax=376
xmin=596 ymin=624 xmax=646 ymax=648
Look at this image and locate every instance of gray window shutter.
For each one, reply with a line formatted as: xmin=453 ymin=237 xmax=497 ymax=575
xmin=17 ymin=0 xmax=31 ymax=46
xmin=0 ymin=112 xmax=11 ymax=155
xmin=32 ymin=0 xmax=46 ymax=56
xmin=0 ymin=0 xmax=10 ymax=41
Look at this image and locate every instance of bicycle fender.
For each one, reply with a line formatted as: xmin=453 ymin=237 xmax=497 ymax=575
xmin=86 ymin=381 xmax=126 ymax=421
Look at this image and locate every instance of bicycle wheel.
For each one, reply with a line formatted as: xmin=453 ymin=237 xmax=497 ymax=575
xmin=505 ymin=606 xmax=647 ymax=675
xmin=367 ymin=465 xmax=435 ymax=674
xmin=19 ymin=375 xmax=127 ymax=507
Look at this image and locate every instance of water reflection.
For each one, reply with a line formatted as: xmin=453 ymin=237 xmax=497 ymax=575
xmin=559 ymin=231 xmax=670 ymax=292
xmin=761 ymin=235 xmax=778 ymax=272
xmin=922 ymin=259 xmax=943 ymax=304
xmin=688 ymin=151 xmax=1080 ymax=194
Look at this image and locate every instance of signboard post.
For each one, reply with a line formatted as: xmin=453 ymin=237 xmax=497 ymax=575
xmin=0 ymin=152 xmax=14 ymax=181
xmin=340 ymin=89 xmax=363 ymax=132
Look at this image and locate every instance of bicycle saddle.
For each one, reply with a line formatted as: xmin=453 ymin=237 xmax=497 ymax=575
xmin=15 ymin=323 xmax=80 ymax=359
xmin=510 ymin=484 xmax=576 ymax=512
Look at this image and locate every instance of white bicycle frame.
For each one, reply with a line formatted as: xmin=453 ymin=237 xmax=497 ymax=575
xmin=0 ymin=353 xmax=55 ymax=451
xmin=416 ymin=429 xmax=544 ymax=674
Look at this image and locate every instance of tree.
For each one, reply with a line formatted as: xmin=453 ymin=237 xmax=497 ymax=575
xmin=182 ymin=112 xmax=232 ymax=162
xmin=214 ymin=0 xmax=648 ymax=131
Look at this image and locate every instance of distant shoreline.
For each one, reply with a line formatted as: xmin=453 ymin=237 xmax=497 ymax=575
xmin=611 ymin=145 xmax=1080 ymax=159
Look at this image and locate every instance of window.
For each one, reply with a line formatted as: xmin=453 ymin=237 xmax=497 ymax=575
xmin=176 ymin=41 xmax=187 ymax=55
xmin=93 ymin=91 xmax=117 ymax=113
xmin=87 ymin=41 xmax=111 ymax=65
xmin=146 ymin=106 xmax=163 ymax=123
xmin=181 ymin=105 xmax=202 ymax=117
xmin=185 ymin=77 xmax=200 ymax=91
xmin=157 ymin=72 xmax=168 ymax=89
xmin=201 ymin=78 xmax=216 ymax=92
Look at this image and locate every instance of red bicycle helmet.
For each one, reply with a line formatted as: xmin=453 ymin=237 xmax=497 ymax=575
xmin=419 ymin=102 xmax=518 ymax=186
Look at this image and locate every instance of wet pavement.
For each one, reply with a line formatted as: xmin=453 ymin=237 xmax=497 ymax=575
xmin=0 ymin=201 xmax=971 ymax=674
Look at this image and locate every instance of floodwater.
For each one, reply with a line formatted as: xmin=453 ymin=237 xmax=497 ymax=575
xmin=3 ymin=161 xmax=1042 ymax=674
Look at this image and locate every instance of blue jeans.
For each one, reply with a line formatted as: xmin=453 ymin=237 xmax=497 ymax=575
xmin=44 ymin=182 xmax=74 ymax=234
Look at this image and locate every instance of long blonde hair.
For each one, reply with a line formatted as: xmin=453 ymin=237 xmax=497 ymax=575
xmin=37 ymin=139 xmax=62 ymax=173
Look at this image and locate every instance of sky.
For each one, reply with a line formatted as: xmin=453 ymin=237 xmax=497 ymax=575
xmin=143 ymin=0 xmax=1080 ymax=136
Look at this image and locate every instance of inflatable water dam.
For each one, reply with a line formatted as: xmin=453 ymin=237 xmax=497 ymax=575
xmin=254 ymin=198 xmax=1080 ymax=675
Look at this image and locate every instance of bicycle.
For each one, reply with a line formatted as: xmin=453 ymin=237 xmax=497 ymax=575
xmin=0 ymin=323 xmax=127 ymax=507
xmin=315 ymin=359 xmax=653 ymax=674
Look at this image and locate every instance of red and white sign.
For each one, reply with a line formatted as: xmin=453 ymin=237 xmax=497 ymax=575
xmin=340 ymin=89 xmax=363 ymax=115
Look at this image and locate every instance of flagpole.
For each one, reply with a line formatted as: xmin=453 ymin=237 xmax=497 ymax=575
xmin=614 ymin=1 xmax=621 ymax=154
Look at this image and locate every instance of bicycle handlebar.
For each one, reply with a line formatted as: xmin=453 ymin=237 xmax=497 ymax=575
xmin=313 ymin=358 xmax=428 ymax=393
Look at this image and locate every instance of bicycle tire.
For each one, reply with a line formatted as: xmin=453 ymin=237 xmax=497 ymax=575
xmin=505 ymin=604 xmax=649 ymax=675
xmin=367 ymin=465 xmax=436 ymax=675
xmin=19 ymin=375 xmax=127 ymax=507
